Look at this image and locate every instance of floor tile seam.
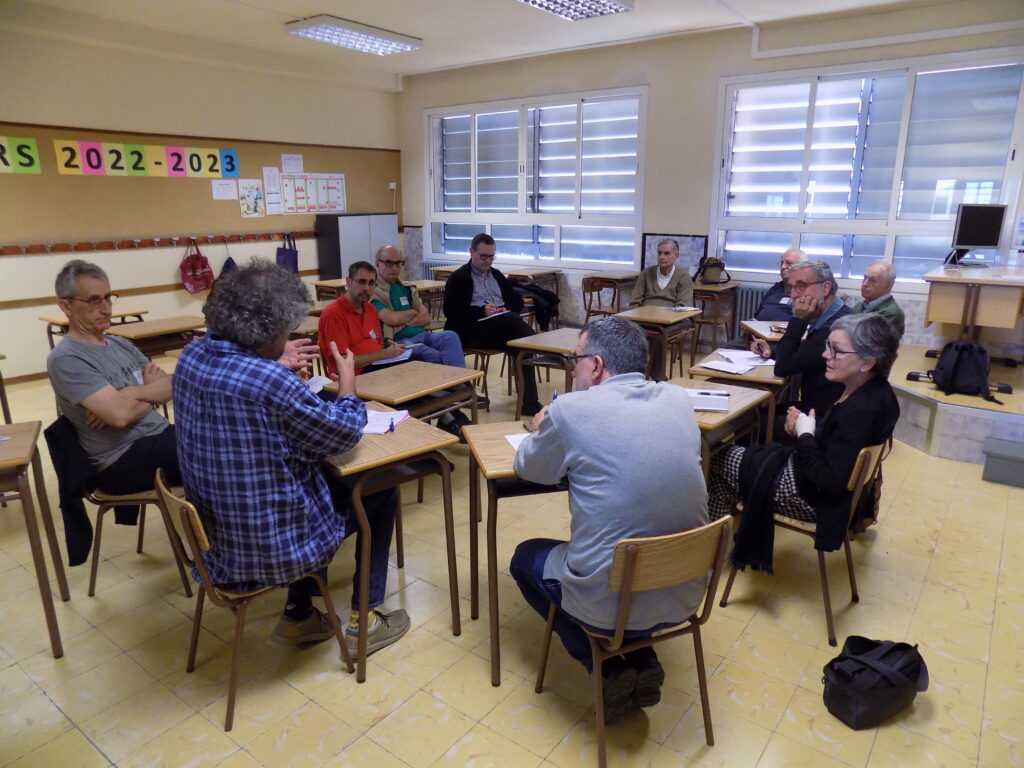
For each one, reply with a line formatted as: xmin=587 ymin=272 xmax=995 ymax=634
xmin=79 ymin=675 xmax=196 ymax=742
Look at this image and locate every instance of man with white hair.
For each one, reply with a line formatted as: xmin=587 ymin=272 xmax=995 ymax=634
xmin=852 ymin=261 xmax=904 ymax=337
xmin=628 ymin=238 xmax=694 ymax=308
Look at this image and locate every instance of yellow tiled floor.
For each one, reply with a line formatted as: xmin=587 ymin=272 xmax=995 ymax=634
xmin=1 ymin=362 xmax=1022 ymax=767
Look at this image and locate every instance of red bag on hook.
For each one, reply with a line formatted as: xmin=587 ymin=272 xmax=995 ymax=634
xmin=180 ymin=239 xmax=214 ymax=293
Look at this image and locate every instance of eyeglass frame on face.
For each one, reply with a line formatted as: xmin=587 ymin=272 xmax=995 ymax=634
xmin=566 ymin=353 xmax=598 ymax=369
xmin=64 ymin=292 xmax=118 ymax=308
xmin=790 ymin=279 xmax=823 ymax=293
xmin=824 ymin=340 xmax=858 ymax=358
xmin=378 ymin=259 xmax=405 ymax=268
xmin=472 ymin=252 xmax=496 ymax=261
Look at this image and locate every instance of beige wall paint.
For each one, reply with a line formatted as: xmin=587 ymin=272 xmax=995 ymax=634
xmin=0 ymin=31 xmax=400 ymax=149
xmin=398 ymin=0 xmax=1024 ymax=235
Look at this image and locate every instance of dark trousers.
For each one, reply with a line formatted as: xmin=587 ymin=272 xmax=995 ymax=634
xmin=462 ymin=313 xmax=539 ymax=404
xmin=94 ymin=425 xmax=181 ymax=494
xmin=510 ymin=538 xmax=661 ymax=673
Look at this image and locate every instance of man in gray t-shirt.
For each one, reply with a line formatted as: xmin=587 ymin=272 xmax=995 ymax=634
xmin=46 ymin=260 xmax=180 ymax=494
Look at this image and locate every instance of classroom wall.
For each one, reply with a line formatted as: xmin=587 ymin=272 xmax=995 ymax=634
xmin=397 ymin=0 xmax=1024 ymax=237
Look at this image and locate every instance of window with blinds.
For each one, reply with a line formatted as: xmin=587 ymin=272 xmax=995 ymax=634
xmin=715 ymin=56 xmax=1024 ymax=280
xmin=428 ymin=89 xmax=644 ymax=265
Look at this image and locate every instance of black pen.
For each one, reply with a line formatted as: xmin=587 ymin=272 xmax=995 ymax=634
xmin=697 ymin=391 xmax=729 ymax=397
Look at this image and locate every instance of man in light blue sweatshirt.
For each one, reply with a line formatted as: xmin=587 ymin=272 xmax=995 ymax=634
xmin=510 ymin=316 xmax=709 ymax=722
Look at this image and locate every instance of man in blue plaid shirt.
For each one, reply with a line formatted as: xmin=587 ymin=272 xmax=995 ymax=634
xmin=173 ymin=259 xmax=409 ymax=653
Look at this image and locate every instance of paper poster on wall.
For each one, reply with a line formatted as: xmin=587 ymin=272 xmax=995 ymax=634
xmin=263 ymin=166 xmax=283 ymax=215
xmin=0 ymin=136 xmax=41 ymax=173
xmin=53 ymin=139 xmax=238 ymax=177
xmin=238 ymin=179 xmax=265 ymax=218
xmin=211 ymin=179 xmax=237 ymax=200
xmin=281 ymin=154 xmax=304 ymax=174
xmin=279 ymin=173 xmax=345 ymax=214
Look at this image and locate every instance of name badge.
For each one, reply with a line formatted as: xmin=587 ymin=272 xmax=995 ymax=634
xmin=133 ymin=369 xmax=145 ymax=385
xmin=369 ymin=330 xmax=378 ymax=339
xmin=780 ymin=297 xmax=792 ymax=305
xmin=399 ymin=296 xmax=409 ymax=307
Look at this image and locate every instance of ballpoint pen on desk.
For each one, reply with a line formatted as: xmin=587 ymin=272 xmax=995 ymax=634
xmin=387 ymin=418 xmax=395 ymax=433
xmin=697 ymin=391 xmax=730 ymax=397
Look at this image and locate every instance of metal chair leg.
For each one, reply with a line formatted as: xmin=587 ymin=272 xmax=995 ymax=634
xmin=87 ymin=505 xmax=109 ymax=596
xmin=534 ymin=603 xmax=557 ymax=693
xmin=818 ymin=550 xmax=837 ymax=646
xmin=135 ymin=504 xmax=147 ymax=553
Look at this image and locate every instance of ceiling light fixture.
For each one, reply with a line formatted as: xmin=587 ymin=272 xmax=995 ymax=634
xmin=516 ymin=0 xmax=634 ymax=21
xmin=285 ymin=15 xmax=422 ymax=55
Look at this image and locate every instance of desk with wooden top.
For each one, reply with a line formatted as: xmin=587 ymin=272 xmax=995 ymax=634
xmin=740 ymin=319 xmax=787 ymax=344
xmin=324 ymin=402 xmax=460 ymax=681
xmin=346 ymin=361 xmax=483 ymax=424
xmin=614 ymin=306 xmax=702 ymax=381
xmin=40 ymin=308 xmax=149 ymax=349
xmin=462 ymin=421 xmax=565 ymax=686
xmin=507 ymin=328 xmax=581 ymax=419
xmin=106 ymin=315 xmax=205 ymax=357
xmin=1 ymin=422 xmax=71 ymax=658
xmin=666 ymin=378 xmax=773 ymax=473
xmin=307 ymin=299 xmax=333 ymax=317
xmin=313 ymin=278 xmax=347 ymax=300
xmin=689 ymin=350 xmax=787 ymax=432
xmin=923 ymin=265 xmax=1024 ymax=345
xmin=693 ymin=279 xmax=741 ymax=339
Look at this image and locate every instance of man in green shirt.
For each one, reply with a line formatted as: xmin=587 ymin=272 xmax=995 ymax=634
xmin=852 ymin=261 xmax=905 ymax=338
xmin=371 ymin=245 xmax=466 ymax=368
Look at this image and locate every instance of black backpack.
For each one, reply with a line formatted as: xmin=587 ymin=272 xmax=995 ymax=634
xmin=929 ymin=340 xmax=996 ymax=402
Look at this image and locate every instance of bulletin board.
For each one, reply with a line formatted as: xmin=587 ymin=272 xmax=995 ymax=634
xmin=0 ymin=122 xmax=402 ymax=244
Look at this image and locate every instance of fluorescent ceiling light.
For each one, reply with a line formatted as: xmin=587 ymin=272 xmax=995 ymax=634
xmin=286 ymin=15 xmax=421 ymax=55
xmin=516 ymin=0 xmax=634 ymax=21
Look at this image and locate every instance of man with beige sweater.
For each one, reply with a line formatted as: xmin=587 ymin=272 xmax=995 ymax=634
xmin=628 ymin=238 xmax=695 ymax=308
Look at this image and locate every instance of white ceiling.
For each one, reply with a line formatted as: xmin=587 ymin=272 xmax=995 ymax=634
xmin=7 ymin=0 xmax=928 ymax=90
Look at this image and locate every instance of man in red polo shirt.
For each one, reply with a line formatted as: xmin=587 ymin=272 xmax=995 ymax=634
xmin=319 ymin=261 xmax=407 ymax=377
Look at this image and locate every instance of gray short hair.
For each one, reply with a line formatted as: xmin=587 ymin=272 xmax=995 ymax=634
xmin=831 ymin=313 xmax=899 ymax=378
xmin=55 ymin=260 xmax=108 ymax=298
xmin=657 ymin=238 xmax=679 ymax=253
xmin=867 ymin=261 xmax=897 ymax=288
xmin=203 ymin=258 xmax=311 ymax=350
xmin=792 ymin=260 xmax=836 ymax=297
xmin=581 ymin=316 xmax=649 ymax=376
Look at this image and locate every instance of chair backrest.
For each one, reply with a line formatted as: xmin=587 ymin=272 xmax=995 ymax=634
xmin=154 ymin=468 xmax=210 ymax=577
xmin=605 ymin=516 xmax=733 ymax=645
xmin=581 ymin=276 xmax=615 ymax=312
xmin=845 ymin=441 xmax=886 ymax=520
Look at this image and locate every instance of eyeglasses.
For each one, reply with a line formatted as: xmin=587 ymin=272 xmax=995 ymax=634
xmin=66 ymin=292 xmax=118 ymax=307
xmin=790 ymin=280 xmax=823 ymax=292
xmin=379 ymin=259 xmax=405 ymax=267
xmin=566 ymin=353 xmax=597 ymax=368
xmin=824 ymin=341 xmax=857 ymax=358
xmin=474 ymin=252 xmax=496 ymax=261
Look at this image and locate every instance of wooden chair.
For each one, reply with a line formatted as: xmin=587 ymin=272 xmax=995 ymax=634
xmin=690 ymin=292 xmax=735 ymax=358
xmin=464 ymin=348 xmax=504 ymax=408
xmin=581 ymin=276 xmax=619 ymax=323
xmin=718 ymin=442 xmax=886 ymax=646
xmin=154 ymin=471 xmax=354 ymax=730
xmin=534 ymin=516 xmax=733 ymax=768
xmin=87 ymin=484 xmax=193 ymax=598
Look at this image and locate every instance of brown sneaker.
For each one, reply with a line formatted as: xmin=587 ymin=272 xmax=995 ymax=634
xmin=345 ymin=609 xmax=411 ymax=656
xmin=271 ymin=608 xmax=336 ymax=645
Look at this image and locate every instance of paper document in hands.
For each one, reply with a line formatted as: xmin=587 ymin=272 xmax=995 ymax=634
xmin=715 ymin=349 xmax=775 ymax=367
xmin=362 ymin=410 xmax=411 ymax=434
xmin=371 ymin=347 xmax=414 ymax=365
xmin=478 ymin=310 xmax=512 ymax=321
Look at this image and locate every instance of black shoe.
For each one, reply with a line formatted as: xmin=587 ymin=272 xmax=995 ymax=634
xmin=475 ymin=394 xmax=490 ymax=408
xmin=438 ymin=416 xmax=467 ymax=443
xmin=628 ymin=651 xmax=664 ymax=708
xmin=449 ymin=409 xmax=472 ymax=427
xmin=601 ymin=657 xmax=638 ymax=723
xmin=521 ymin=400 xmax=544 ymax=417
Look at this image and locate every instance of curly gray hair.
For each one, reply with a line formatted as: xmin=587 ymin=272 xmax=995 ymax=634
xmin=202 ymin=258 xmax=311 ymax=350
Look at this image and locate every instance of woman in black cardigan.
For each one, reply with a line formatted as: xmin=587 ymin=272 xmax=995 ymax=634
xmin=708 ymin=313 xmax=900 ymax=571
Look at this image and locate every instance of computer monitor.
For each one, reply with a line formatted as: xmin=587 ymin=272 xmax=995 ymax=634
xmin=946 ymin=203 xmax=1006 ymax=266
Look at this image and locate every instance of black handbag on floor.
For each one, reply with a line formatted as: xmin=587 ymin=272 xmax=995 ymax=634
xmin=823 ymin=635 xmax=928 ymax=730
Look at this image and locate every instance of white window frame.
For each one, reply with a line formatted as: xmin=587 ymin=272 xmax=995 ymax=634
xmin=424 ymin=85 xmax=648 ymax=269
xmin=708 ymin=45 xmax=1024 ymax=293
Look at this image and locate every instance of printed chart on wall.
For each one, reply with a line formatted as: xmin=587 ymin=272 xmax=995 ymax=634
xmin=281 ymin=173 xmax=346 ymax=214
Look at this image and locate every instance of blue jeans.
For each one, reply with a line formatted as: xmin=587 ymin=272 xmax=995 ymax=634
xmin=326 ymin=473 xmax=398 ymax=610
xmin=511 ymin=538 xmax=662 ymax=673
xmin=401 ymin=330 xmax=465 ymax=368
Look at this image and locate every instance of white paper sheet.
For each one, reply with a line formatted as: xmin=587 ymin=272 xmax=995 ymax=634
xmin=698 ymin=360 xmax=754 ymax=375
xmin=304 ymin=375 xmax=333 ymax=395
xmin=211 ymin=179 xmax=237 ymax=200
xmin=715 ymin=349 xmax=775 ymax=367
xmin=362 ymin=410 xmax=410 ymax=434
xmin=682 ymin=388 xmax=731 ymax=412
xmin=506 ymin=432 xmax=529 ymax=450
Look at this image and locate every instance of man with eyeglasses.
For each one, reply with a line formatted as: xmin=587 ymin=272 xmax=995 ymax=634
xmin=442 ymin=233 xmax=543 ymax=416
xmin=852 ymin=261 xmax=904 ymax=337
xmin=371 ymin=245 xmax=465 ymax=368
xmin=510 ymin=316 xmax=709 ymax=722
xmin=752 ymin=260 xmax=852 ymax=418
xmin=46 ymin=260 xmax=180 ymax=500
xmin=628 ymin=238 xmax=694 ymax=309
